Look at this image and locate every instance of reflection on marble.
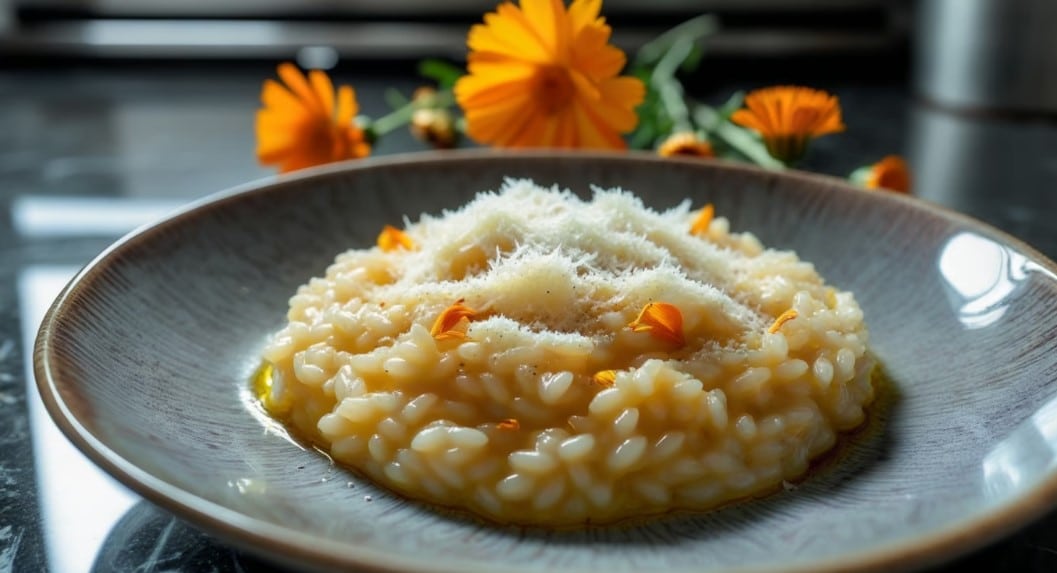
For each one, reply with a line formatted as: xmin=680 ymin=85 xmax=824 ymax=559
xmin=937 ymin=232 xmax=1042 ymax=329
xmin=18 ymin=266 xmax=139 ymax=572
xmin=91 ymin=502 xmax=286 ymax=573
xmin=12 ymin=196 xmax=185 ymax=239
xmin=908 ymin=102 xmax=1057 ymax=260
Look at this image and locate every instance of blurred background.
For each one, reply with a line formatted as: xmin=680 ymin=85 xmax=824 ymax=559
xmin=0 ymin=1 xmax=910 ymax=63
xmin=2 ymin=1 xmax=1057 ymax=572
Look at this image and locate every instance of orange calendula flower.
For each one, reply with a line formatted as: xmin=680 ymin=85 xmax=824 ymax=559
xmin=768 ymin=309 xmax=799 ymax=334
xmin=689 ymin=203 xmax=715 ymax=236
xmin=256 ymin=63 xmax=371 ymax=173
xmin=628 ymin=302 xmax=685 ymax=346
xmin=731 ymin=86 xmax=845 ymax=164
xmin=431 ymin=299 xmax=477 ymax=340
xmin=592 ymin=370 xmax=617 ymax=387
xmin=658 ymin=132 xmax=715 ymax=158
xmin=454 ymin=0 xmax=646 ymax=149
xmin=862 ymin=155 xmax=912 ymax=194
xmin=377 ymin=225 xmax=416 ymax=252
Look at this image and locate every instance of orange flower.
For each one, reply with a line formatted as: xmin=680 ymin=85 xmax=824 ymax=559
xmin=731 ymin=86 xmax=844 ymax=164
xmin=767 ymin=309 xmax=799 ymax=334
xmin=628 ymin=302 xmax=685 ymax=346
xmin=689 ymin=203 xmax=715 ymax=236
xmin=431 ymin=299 xmax=477 ymax=340
xmin=592 ymin=370 xmax=617 ymax=387
xmin=256 ymin=63 xmax=371 ymax=173
xmin=658 ymin=132 xmax=715 ymax=158
xmin=864 ymin=155 xmax=912 ymax=193
xmin=454 ymin=0 xmax=646 ymax=149
xmin=377 ymin=225 xmax=416 ymax=252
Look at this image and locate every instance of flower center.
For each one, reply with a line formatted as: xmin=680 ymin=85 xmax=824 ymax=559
xmin=535 ymin=65 xmax=575 ymax=115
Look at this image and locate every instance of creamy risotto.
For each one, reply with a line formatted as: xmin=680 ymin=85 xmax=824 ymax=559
xmin=259 ymin=180 xmax=874 ymax=525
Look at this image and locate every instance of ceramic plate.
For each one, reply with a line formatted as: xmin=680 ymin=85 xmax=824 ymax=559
xmin=35 ymin=151 xmax=1057 ymax=572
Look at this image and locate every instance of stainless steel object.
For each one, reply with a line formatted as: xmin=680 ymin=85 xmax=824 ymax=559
xmin=915 ymin=0 xmax=1057 ymax=113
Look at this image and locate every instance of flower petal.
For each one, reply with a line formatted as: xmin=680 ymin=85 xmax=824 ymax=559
xmin=571 ymin=101 xmax=626 ymax=149
xmin=866 ymin=155 xmax=911 ymax=193
xmin=261 ymin=78 xmax=305 ymax=113
xmin=463 ymin=92 xmax=538 ymax=144
xmin=592 ymin=370 xmax=616 ymax=388
xmin=506 ymin=106 xmax=554 ymax=147
xmin=594 ymin=76 xmax=644 ymax=131
xmin=431 ymin=300 xmax=477 ymax=340
xmin=377 ymin=225 xmax=416 ymax=252
xmin=568 ymin=68 xmax=601 ymax=102
xmin=689 ymin=204 xmax=715 ymax=235
xmin=335 ymin=85 xmax=356 ymax=126
xmin=497 ymin=418 xmax=520 ymax=430
xmin=567 ymin=0 xmax=603 ymax=33
xmin=308 ymin=69 xmax=335 ymax=117
xmin=520 ymin=0 xmax=567 ymax=57
xmin=455 ymin=61 xmax=537 ymax=108
xmin=468 ymin=4 xmax=551 ymax=63
xmin=768 ymin=309 xmax=799 ymax=334
xmin=572 ymin=24 xmax=624 ymax=80
xmin=628 ymin=302 xmax=685 ymax=347
xmin=277 ymin=63 xmax=322 ymax=113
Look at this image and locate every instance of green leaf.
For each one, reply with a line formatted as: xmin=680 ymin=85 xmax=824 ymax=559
xmin=680 ymin=43 xmax=705 ymax=74
xmin=694 ymin=103 xmax=721 ymax=131
xmin=384 ymin=88 xmax=409 ymax=111
xmin=717 ymin=91 xmax=745 ymax=120
xmin=417 ymin=59 xmax=465 ymax=90
xmin=633 ymin=14 xmax=719 ymax=70
xmin=719 ymin=124 xmax=786 ymax=170
xmin=694 ymin=105 xmax=785 ymax=170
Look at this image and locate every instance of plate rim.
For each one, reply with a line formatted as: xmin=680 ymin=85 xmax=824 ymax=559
xmin=32 ymin=149 xmax=1057 ymax=573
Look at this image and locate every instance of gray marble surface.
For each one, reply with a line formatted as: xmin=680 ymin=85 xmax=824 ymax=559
xmin=2 ymin=63 xmax=1057 ymax=572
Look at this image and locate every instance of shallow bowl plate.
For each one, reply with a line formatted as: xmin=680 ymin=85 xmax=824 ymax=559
xmin=34 ymin=151 xmax=1057 ymax=572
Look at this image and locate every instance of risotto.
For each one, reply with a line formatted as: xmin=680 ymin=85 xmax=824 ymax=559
xmin=259 ymin=180 xmax=874 ymax=525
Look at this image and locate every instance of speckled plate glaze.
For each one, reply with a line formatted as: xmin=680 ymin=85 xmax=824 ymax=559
xmin=35 ymin=151 xmax=1057 ymax=573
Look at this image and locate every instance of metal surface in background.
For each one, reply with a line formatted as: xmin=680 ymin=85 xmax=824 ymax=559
xmin=914 ymin=0 xmax=1057 ymax=113
xmin=0 ymin=0 xmax=909 ymax=61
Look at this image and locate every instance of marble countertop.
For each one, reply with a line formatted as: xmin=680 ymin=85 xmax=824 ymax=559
xmin=2 ymin=63 xmax=1057 ymax=572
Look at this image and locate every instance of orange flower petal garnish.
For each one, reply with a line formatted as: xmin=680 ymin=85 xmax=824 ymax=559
xmin=377 ymin=225 xmax=416 ymax=252
xmin=592 ymin=370 xmax=617 ymax=387
xmin=865 ymin=155 xmax=912 ymax=194
xmin=628 ymin=302 xmax=685 ymax=347
xmin=454 ymin=0 xmax=645 ymax=149
xmin=731 ymin=86 xmax=844 ymax=164
xmin=497 ymin=418 xmax=520 ymax=430
xmin=431 ymin=299 xmax=477 ymax=340
xmin=658 ymin=132 xmax=715 ymax=159
xmin=768 ymin=309 xmax=799 ymax=334
xmin=255 ymin=63 xmax=371 ymax=173
xmin=690 ymin=203 xmax=715 ymax=236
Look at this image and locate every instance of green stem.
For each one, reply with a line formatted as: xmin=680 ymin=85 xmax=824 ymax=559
xmin=634 ymin=14 xmax=719 ymax=69
xmin=651 ymin=38 xmax=695 ymax=133
xmin=694 ymin=103 xmax=786 ymax=170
